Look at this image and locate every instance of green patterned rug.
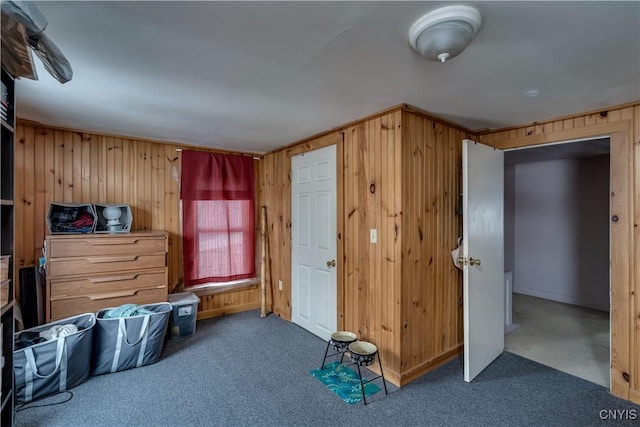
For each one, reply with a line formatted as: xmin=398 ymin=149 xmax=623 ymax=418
xmin=310 ymin=361 xmax=381 ymax=405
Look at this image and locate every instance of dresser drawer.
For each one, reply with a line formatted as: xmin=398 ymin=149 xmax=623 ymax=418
xmin=50 ymin=269 xmax=166 ymax=299
xmin=48 ymin=254 xmax=166 ymax=277
xmin=48 ymin=235 xmax=166 ymax=258
xmin=50 ymin=286 xmax=167 ymax=321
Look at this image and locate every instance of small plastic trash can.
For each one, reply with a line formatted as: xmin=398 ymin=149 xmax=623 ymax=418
xmin=168 ymin=292 xmax=200 ymax=337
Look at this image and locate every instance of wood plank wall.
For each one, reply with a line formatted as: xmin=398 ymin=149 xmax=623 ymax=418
xmin=342 ymin=111 xmax=404 ymax=381
xmin=478 ymin=103 xmax=640 ymax=404
xmin=258 ymin=149 xmax=291 ymax=319
xmin=399 ymin=111 xmax=470 ymax=383
xmin=261 ymin=107 xmax=474 ymax=386
xmin=14 ymin=121 xmax=260 ymax=318
xmin=260 ymin=132 xmax=342 ymax=321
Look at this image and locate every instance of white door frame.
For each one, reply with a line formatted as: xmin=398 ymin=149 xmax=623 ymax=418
xmin=503 ymin=135 xmax=612 ymax=385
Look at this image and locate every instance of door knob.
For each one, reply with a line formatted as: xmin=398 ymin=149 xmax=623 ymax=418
xmin=469 ymin=257 xmax=481 ymax=266
xmin=326 ymin=259 xmax=336 ymax=268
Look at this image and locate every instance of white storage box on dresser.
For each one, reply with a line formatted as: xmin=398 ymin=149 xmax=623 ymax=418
xmin=44 ymin=231 xmax=169 ymax=322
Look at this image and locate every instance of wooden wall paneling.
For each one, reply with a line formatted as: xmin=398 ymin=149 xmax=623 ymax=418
xmin=261 ymin=150 xmax=291 ymax=320
xmin=391 ymin=110 xmax=403 ymax=376
xmin=479 ymin=104 xmax=638 ymax=403
xmin=356 ymin=121 xmax=370 ymax=339
xmin=400 ymin=112 xmax=417 ymax=372
xmin=610 ymin=128 xmax=631 ymax=400
xmin=165 ymin=146 xmax=181 ymax=292
xmin=34 ymin=127 xmax=47 ymax=268
xmin=633 ymin=105 xmax=640 ymax=403
xmin=197 ymin=285 xmax=260 ymax=319
xmin=342 ymin=124 xmax=358 ymax=337
xmin=104 ymin=136 xmax=115 ymax=203
xmin=13 ymin=124 xmax=25 ymax=285
xmin=368 ymin=116 xmax=379 ymax=350
xmin=259 ymin=153 xmax=272 ymax=310
xmin=397 ymin=112 xmax=465 ymax=385
xmin=14 ymin=121 xmax=260 ymax=316
xmin=141 ymin=141 xmax=152 ymax=229
xmin=80 ymin=133 xmax=91 ymax=202
xmin=276 ymin=150 xmax=291 ymax=320
xmin=71 ymin=132 xmax=82 ymax=201
xmin=340 ymin=112 xmax=404 ymax=383
xmin=380 ymin=111 xmax=401 ymax=375
xmin=62 ymin=129 xmax=73 ymax=202
xmin=53 ymin=130 xmax=63 ymax=202
xmin=88 ymin=133 xmax=99 ymax=203
xmin=380 ymin=115 xmax=390 ymax=367
xmin=23 ymin=125 xmax=36 ymax=269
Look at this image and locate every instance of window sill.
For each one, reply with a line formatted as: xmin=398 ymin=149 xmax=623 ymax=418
xmin=189 ymin=278 xmax=260 ymax=297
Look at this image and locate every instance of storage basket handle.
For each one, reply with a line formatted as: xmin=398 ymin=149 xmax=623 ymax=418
xmin=111 ymin=315 xmax=151 ymax=373
xmin=24 ymin=338 xmax=68 ymax=402
xmin=120 ymin=315 xmax=150 ymax=346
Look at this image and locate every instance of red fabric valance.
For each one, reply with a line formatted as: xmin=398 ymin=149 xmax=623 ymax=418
xmin=180 ymin=150 xmax=254 ymax=201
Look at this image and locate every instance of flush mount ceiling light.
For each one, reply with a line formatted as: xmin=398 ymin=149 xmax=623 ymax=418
xmin=409 ymin=5 xmax=482 ymax=63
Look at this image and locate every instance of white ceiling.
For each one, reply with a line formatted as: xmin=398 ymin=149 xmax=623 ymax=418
xmin=13 ymin=1 xmax=640 ymax=154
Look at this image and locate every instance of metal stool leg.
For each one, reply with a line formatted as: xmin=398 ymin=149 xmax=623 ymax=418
xmin=356 ymin=364 xmax=367 ymax=405
xmin=377 ymin=351 xmax=388 ymax=395
xmin=320 ymin=340 xmax=331 ymax=369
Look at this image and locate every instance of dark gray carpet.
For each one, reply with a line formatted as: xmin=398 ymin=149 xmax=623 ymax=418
xmin=15 ymin=309 xmax=640 ymax=427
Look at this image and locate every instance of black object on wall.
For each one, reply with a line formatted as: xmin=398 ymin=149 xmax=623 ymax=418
xmin=19 ymin=266 xmax=45 ymax=329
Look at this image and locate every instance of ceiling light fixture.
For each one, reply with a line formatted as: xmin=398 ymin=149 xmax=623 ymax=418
xmin=408 ymin=5 xmax=482 ymax=63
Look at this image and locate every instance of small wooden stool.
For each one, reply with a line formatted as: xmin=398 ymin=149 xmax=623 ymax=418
xmin=348 ymin=341 xmax=388 ymax=405
xmin=320 ymin=331 xmax=357 ymax=369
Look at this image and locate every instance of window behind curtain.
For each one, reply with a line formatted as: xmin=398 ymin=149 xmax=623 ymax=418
xmin=181 ymin=151 xmax=255 ymax=286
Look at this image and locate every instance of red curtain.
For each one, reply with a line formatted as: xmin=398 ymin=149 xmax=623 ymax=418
xmin=181 ymin=151 xmax=255 ymax=286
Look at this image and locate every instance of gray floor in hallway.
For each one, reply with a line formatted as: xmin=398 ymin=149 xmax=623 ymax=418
xmin=505 ymin=293 xmax=610 ymax=387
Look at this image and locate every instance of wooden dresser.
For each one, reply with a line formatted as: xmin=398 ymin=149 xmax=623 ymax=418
xmin=45 ymin=231 xmax=168 ymax=322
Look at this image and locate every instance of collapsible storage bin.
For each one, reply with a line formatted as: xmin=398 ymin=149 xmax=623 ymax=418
xmin=14 ymin=313 xmax=96 ymax=403
xmin=93 ymin=203 xmax=133 ymax=233
xmin=91 ymin=302 xmax=171 ymax=376
xmin=46 ymin=203 xmax=97 ymax=234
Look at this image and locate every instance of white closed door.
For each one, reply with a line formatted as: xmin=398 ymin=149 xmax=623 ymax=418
xmin=462 ymin=139 xmax=505 ymax=382
xmin=291 ymin=144 xmax=337 ymax=341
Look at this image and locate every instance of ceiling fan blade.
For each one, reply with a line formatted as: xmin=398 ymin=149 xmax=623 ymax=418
xmin=0 ymin=13 xmax=38 ymax=79
xmin=2 ymin=0 xmax=72 ymax=83
xmin=28 ymin=33 xmax=73 ymax=84
xmin=1 ymin=1 xmax=47 ymax=35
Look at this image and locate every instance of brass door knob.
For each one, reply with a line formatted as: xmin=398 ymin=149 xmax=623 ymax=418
xmin=326 ymin=259 xmax=336 ymax=268
xmin=469 ymin=257 xmax=481 ymax=266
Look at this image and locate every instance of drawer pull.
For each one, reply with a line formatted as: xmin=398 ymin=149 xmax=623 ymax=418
xmin=87 ymin=286 xmax=165 ymax=301
xmin=88 ymin=256 xmax=139 ymax=263
xmin=87 ymin=239 xmax=141 ymax=246
xmin=88 ymin=275 xmax=139 ymax=283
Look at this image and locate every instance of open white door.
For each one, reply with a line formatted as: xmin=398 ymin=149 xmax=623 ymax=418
xmin=463 ymin=139 xmax=505 ymax=382
xmin=291 ymin=145 xmax=337 ymax=341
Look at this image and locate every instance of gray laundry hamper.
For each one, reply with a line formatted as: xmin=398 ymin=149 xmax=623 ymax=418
xmin=14 ymin=313 xmax=96 ymax=403
xmin=91 ymin=302 xmax=172 ymax=376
